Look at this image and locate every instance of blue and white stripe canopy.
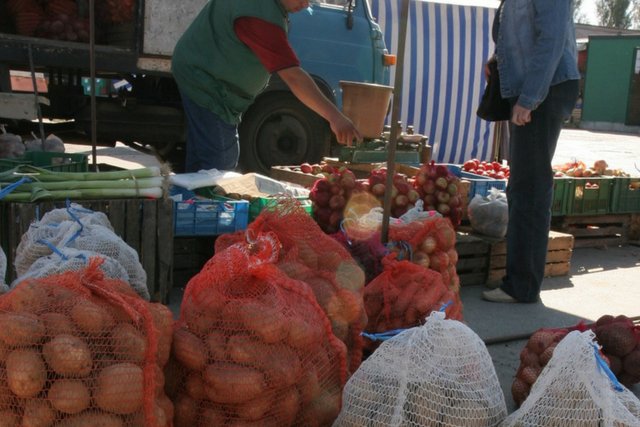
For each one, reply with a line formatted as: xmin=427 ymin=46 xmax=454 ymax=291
xmin=371 ymin=0 xmax=500 ymax=163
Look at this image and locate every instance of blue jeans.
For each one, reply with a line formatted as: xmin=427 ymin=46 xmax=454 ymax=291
xmin=501 ymin=79 xmax=579 ymax=302
xmin=180 ymin=91 xmax=239 ymax=173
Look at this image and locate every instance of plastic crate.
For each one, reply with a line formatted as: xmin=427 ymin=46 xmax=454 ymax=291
xmin=552 ymin=177 xmax=573 ymax=216
xmin=173 ymin=194 xmax=249 ymax=237
xmin=0 ymin=151 xmax=88 ymax=173
xmin=567 ymin=177 xmax=614 ymax=215
xmin=610 ymin=177 xmax=640 ymax=213
xmin=444 ymin=165 xmax=507 ymax=199
xmin=249 ymin=196 xmax=312 ymax=221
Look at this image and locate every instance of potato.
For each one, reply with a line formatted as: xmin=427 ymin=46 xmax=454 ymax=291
xmin=48 ymin=379 xmax=90 ymax=414
xmin=110 ymin=323 xmax=147 ymax=363
xmin=156 ymin=395 xmax=174 ymax=427
xmin=6 ymin=348 xmax=46 ymax=398
xmin=149 ymin=303 xmax=174 ymax=366
xmin=22 ymin=400 xmax=56 ymax=427
xmin=94 ymin=363 xmax=144 ymax=414
xmin=0 ymin=367 xmax=14 ymax=409
xmin=173 ymin=395 xmax=198 ymax=427
xmin=172 ymin=328 xmax=208 ymax=372
xmin=0 ymin=312 xmax=45 ymax=346
xmin=199 ymin=404 xmax=227 ymax=425
xmin=299 ymin=367 xmax=321 ymax=403
xmin=54 ymin=412 xmax=123 ymax=427
xmin=237 ymin=301 xmax=289 ymax=344
xmin=153 ymin=364 xmax=165 ymax=396
xmin=204 ymin=363 xmax=266 ymax=404
xmin=274 ymin=386 xmax=301 ymax=425
xmin=70 ymin=300 xmax=115 ymax=335
xmin=205 ymin=330 xmax=227 ymax=361
xmin=8 ymin=282 xmax=49 ymax=312
xmin=234 ymin=392 xmax=273 ymax=421
xmin=40 ymin=312 xmax=77 ymax=337
xmin=43 ymin=334 xmax=92 ymax=377
xmin=184 ymin=372 xmax=206 ymax=400
xmin=0 ymin=411 xmax=19 ymax=427
xmin=287 ymin=316 xmax=322 ymax=350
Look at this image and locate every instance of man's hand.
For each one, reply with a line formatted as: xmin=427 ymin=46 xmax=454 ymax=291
xmin=511 ymin=104 xmax=532 ymax=126
xmin=328 ymin=112 xmax=362 ymax=146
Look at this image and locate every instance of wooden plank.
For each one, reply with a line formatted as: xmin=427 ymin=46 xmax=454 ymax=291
xmin=458 ymin=271 xmax=487 ymax=287
xmin=547 ymin=231 xmax=575 ymax=250
xmin=546 ymin=250 xmax=572 ymax=263
xmin=109 ymin=200 xmax=126 ymax=238
xmin=155 ymin=197 xmax=174 ymax=304
xmin=141 ymin=200 xmax=158 ymax=302
xmin=270 ymin=166 xmax=321 ymax=188
xmin=568 ymin=225 xmax=624 ymax=238
xmin=573 ymin=236 xmax=628 ymax=249
xmin=456 ymin=256 xmax=488 ymax=271
xmin=124 ymin=199 xmax=141 ymax=252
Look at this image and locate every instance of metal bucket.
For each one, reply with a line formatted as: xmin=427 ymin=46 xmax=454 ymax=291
xmin=340 ymin=81 xmax=393 ymax=139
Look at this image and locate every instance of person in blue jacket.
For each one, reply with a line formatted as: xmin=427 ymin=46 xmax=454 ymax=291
xmin=482 ymin=0 xmax=580 ymax=303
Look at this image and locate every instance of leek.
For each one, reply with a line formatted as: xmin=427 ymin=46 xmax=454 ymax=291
xmin=0 ymin=165 xmax=161 ymax=183
xmin=1 ymin=187 xmax=164 ymax=202
xmin=3 ymin=177 xmax=164 ymax=192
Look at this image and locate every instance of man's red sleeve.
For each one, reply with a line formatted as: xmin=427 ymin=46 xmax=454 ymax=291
xmin=234 ymin=17 xmax=300 ymax=73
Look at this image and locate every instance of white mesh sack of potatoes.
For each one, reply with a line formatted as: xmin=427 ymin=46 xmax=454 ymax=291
xmin=501 ymin=330 xmax=640 ymax=427
xmin=334 ymin=311 xmax=507 ymax=427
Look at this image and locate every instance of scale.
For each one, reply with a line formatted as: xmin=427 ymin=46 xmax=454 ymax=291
xmin=338 ymin=131 xmax=429 ymax=165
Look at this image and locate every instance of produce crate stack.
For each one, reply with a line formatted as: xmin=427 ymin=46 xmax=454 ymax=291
xmin=552 ymin=214 xmax=631 ymax=248
xmin=454 ymin=232 xmax=491 ymax=286
xmin=172 ymin=237 xmax=215 ymax=289
xmin=486 ymin=230 xmax=574 ymax=286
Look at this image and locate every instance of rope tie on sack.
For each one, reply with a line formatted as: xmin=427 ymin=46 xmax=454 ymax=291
xmin=35 ymin=239 xmax=69 ymax=260
xmin=592 ymin=344 xmax=624 ymax=392
xmin=0 ymin=176 xmax=31 ymax=200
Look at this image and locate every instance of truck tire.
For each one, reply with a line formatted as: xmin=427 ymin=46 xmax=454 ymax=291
xmin=238 ymin=91 xmax=331 ymax=174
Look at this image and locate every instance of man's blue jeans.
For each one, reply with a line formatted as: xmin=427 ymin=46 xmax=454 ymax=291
xmin=501 ymin=80 xmax=579 ymax=302
xmin=180 ymin=91 xmax=239 ymax=173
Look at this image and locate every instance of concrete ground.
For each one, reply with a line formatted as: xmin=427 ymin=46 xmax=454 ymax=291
xmin=63 ymin=127 xmax=640 ymax=413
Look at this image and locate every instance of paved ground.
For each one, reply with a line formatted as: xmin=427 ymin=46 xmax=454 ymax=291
xmin=63 ymin=127 xmax=640 ymax=413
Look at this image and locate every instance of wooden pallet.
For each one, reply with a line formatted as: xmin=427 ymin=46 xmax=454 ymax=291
xmin=0 ymin=198 xmax=174 ymax=303
xmin=552 ymin=214 xmax=630 ymax=248
xmin=455 ymin=232 xmax=491 ymax=286
xmin=486 ymin=230 xmax=574 ymax=286
xmin=172 ymin=236 xmax=215 ymax=289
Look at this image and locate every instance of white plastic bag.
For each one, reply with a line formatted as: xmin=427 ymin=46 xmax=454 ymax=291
xmin=334 ymin=311 xmax=507 ymax=426
xmin=0 ymin=245 xmax=7 ymax=292
xmin=501 ymin=330 xmax=640 ymax=426
xmin=468 ymin=188 xmax=508 ymax=238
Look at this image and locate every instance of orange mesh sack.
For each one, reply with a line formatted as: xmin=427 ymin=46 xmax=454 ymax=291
xmin=334 ymin=311 xmax=507 ymax=426
xmin=171 ymin=233 xmax=348 ymax=427
xmin=363 ymin=257 xmax=461 ymax=352
xmin=0 ymin=257 xmax=174 ymax=426
xmin=389 ymin=215 xmax=461 ymax=294
xmin=215 ymin=199 xmax=367 ymax=373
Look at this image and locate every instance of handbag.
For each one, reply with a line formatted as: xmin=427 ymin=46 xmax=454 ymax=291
xmin=476 ymin=60 xmax=511 ymax=122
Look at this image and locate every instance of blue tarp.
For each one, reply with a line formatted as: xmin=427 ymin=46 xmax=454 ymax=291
xmin=371 ymin=0 xmax=499 ymax=163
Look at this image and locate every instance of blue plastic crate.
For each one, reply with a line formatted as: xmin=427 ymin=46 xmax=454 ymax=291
xmin=444 ymin=164 xmax=507 ymax=198
xmin=171 ymin=188 xmax=249 ymax=236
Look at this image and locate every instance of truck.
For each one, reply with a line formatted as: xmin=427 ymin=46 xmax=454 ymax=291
xmin=0 ymin=0 xmax=394 ymax=173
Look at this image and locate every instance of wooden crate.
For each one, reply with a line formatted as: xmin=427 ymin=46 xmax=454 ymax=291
xmin=486 ymin=230 xmax=574 ymax=286
xmin=270 ymin=166 xmax=321 ymax=188
xmin=552 ymin=214 xmax=630 ymax=248
xmin=172 ymin=236 xmax=215 ymax=289
xmin=455 ymin=232 xmax=490 ymax=286
xmin=0 ymin=198 xmax=174 ymax=303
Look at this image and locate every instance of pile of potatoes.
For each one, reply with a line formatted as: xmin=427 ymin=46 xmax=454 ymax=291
xmin=0 ymin=266 xmax=174 ymax=427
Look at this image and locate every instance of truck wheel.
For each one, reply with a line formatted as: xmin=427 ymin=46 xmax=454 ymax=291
xmin=238 ymin=92 xmax=331 ymax=174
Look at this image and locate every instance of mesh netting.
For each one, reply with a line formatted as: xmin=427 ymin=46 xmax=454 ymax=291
xmin=502 ymin=330 xmax=640 ymax=426
xmin=170 ymin=232 xmax=348 ymax=426
xmin=0 ymin=258 xmax=173 ymax=426
xmin=363 ymin=258 xmax=461 ymax=352
xmin=10 ymin=247 xmax=135 ymax=296
xmin=15 ymin=221 xmax=148 ymax=301
xmin=334 ymin=311 xmax=507 ymax=427
xmin=37 ymin=203 xmax=113 ymax=231
xmin=0 ymin=245 xmax=7 ymax=289
xmin=215 ymin=199 xmax=367 ymax=374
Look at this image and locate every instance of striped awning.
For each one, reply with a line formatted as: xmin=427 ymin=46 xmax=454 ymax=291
xmin=371 ymin=0 xmax=499 ymax=163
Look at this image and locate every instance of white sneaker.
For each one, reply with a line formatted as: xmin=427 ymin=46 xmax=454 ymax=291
xmin=482 ymin=288 xmax=518 ymax=303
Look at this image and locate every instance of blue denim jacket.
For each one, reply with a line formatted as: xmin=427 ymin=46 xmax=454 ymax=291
xmin=496 ymin=0 xmax=580 ymax=110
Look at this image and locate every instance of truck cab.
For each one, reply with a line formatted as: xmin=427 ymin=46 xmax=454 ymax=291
xmin=0 ymin=0 xmax=393 ymax=173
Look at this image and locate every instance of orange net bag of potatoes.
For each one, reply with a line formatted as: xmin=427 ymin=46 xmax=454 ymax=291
xmin=215 ymin=199 xmax=368 ymax=373
xmin=363 ymin=257 xmax=461 ymax=351
xmin=0 ymin=257 xmax=174 ymax=427
xmin=171 ymin=232 xmax=348 ymax=427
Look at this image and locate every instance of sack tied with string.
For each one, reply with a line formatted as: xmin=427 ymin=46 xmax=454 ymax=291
xmin=215 ymin=198 xmax=367 ymax=374
xmin=170 ymin=232 xmax=348 ymax=427
xmin=502 ymin=330 xmax=640 ymax=427
xmin=334 ymin=311 xmax=507 ymax=427
xmin=0 ymin=258 xmax=174 ymax=427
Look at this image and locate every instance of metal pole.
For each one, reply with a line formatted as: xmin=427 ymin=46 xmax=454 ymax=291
xmin=27 ymin=44 xmax=46 ymax=149
xmin=381 ymin=0 xmax=410 ymax=244
xmin=89 ymin=0 xmax=98 ymax=169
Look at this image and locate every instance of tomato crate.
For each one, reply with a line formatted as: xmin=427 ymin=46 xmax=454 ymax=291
xmin=567 ymin=177 xmax=615 ymax=215
xmin=611 ymin=177 xmax=640 ymax=213
xmin=173 ymin=195 xmax=249 ymax=237
xmin=552 ymin=177 xmax=573 ymax=216
xmin=249 ymin=196 xmax=312 ymax=221
xmin=445 ymin=165 xmax=507 ymax=199
xmin=0 ymin=151 xmax=88 ymax=173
